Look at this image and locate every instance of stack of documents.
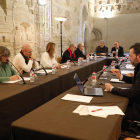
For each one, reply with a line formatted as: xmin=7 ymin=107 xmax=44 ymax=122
xmin=73 ymin=105 xmax=124 ymax=118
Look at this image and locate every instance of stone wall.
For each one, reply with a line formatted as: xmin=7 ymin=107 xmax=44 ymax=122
xmin=0 ymin=0 xmax=94 ymax=62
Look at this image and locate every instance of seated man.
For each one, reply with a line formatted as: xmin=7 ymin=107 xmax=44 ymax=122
xmin=61 ymin=43 xmax=77 ymax=63
xmin=111 ymin=41 xmax=124 ymax=57
xmin=105 ymin=43 xmax=140 ymax=121
xmin=95 ymin=40 xmax=108 ymax=56
xmin=13 ymin=44 xmax=39 ymax=74
xmin=75 ymin=43 xmax=89 ymax=60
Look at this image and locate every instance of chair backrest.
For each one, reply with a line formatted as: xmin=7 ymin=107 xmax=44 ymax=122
xmin=56 ymin=57 xmax=62 ymax=63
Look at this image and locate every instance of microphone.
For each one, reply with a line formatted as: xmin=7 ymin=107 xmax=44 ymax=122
xmin=97 ymin=65 xmax=109 ymax=79
xmin=82 ymin=75 xmax=90 ymax=85
xmin=62 ymin=51 xmax=76 ymax=66
xmin=115 ymin=58 xmax=123 ymax=69
xmin=7 ymin=60 xmax=26 ymax=84
xmin=29 ymin=57 xmax=47 ymax=75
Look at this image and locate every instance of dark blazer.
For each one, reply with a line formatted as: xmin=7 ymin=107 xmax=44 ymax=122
xmin=111 ymin=63 xmax=140 ymax=120
xmin=95 ymin=46 xmax=108 ymax=56
xmin=111 ymin=46 xmax=124 ymax=57
xmin=75 ymin=48 xmax=86 ymax=59
xmin=61 ymin=49 xmax=77 ymax=63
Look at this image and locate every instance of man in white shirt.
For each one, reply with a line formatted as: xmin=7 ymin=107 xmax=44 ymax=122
xmin=13 ymin=44 xmax=39 ymax=74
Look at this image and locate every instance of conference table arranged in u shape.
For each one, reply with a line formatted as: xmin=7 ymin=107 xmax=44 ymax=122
xmin=0 ymin=56 xmax=133 ymax=140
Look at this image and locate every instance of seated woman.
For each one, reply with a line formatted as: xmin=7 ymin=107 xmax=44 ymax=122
xmin=40 ymin=42 xmax=62 ymax=68
xmin=0 ymin=46 xmax=20 ymax=82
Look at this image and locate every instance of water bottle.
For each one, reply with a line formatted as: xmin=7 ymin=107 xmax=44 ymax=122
xmin=52 ymin=64 xmax=55 ymax=74
xmin=30 ymin=70 xmax=34 ymax=82
xmin=66 ymin=60 xmax=70 ymax=69
xmin=102 ymin=65 xmax=107 ymax=77
xmin=110 ymin=53 xmax=113 ymax=57
xmin=94 ymin=54 xmax=97 ymax=60
xmin=91 ymin=72 xmax=97 ymax=86
xmin=87 ymin=56 xmax=90 ymax=63
xmin=78 ymin=58 xmax=81 ymax=65
xmin=111 ymin=61 xmax=115 ymax=70
xmin=34 ymin=72 xmax=38 ymax=81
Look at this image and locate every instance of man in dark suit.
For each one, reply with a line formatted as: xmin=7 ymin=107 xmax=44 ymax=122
xmin=75 ymin=43 xmax=89 ymax=60
xmin=61 ymin=44 xmax=77 ymax=63
xmin=111 ymin=41 xmax=124 ymax=57
xmin=105 ymin=43 xmax=140 ymax=121
xmin=95 ymin=40 xmax=108 ymax=56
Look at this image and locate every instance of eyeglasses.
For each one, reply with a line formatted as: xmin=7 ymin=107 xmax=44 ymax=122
xmin=25 ymin=50 xmax=32 ymax=54
xmin=114 ymin=44 xmax=117 ymax=45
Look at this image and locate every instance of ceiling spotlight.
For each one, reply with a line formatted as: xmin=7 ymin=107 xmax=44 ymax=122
xmin=37 ymin=0 xmax=47 ymax=6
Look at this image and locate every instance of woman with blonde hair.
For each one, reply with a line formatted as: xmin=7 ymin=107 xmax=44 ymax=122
xmin=0 ymin=46 xmax=20 ymax=82
xmin=40 ymin=42 xmax=61 ymax=68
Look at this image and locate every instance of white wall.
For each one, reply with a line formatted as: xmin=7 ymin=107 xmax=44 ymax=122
xmin=93 ymin=13 xmax=140 ymax=53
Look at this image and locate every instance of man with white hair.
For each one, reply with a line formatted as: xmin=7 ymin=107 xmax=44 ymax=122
xmin=75 ymin=43 xmax=89 ymax=60
xmin=95 ymin=40 xmax=108 ymax=56
xmin=13 ymin=44 xmax=39 ymax=74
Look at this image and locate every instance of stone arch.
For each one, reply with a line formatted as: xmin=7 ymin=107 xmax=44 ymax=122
xmin=78 ymin=0 xmax=90 ymax=54
xmin=0 ymin=0 xmax=7 ymax=15
xmin=20 ymin=22 xmax=31 ymax=43
xmin=92 ymin=28 xmax=102 ymax=40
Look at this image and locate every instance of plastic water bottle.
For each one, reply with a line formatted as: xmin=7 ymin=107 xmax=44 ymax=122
xmin=30 ymin=70 xmax=34 ymax=82
xmin=66 ymin=60 xmax=70 ymax=69
xmin=111 ymin=61 xmax=115 ymax=70
xmin=34 ymin=72 xmax=38 ymax=81
xmin=110 ymin=53 xmax=113 ymax=57
xmin=102 ymin=65 xmax=107 ymax=77
xmin=52 ymin=64 xmax=55 ymax=74
xmin=94 ymin=54 xmax=97 ymax=60
xmin=78 ymin=58 xmax=81 ymax=65
xmin=91 ymin=72 xmax=97 ymax=86
xmin=87 ymin=56 xmax=90 ymax=63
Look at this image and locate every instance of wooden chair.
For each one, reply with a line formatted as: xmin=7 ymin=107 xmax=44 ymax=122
xmin=56 ymin=57 xmax=62 ymax=63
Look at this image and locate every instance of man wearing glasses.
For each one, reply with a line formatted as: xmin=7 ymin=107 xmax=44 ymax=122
xmin=13 ymin=44 xmax=39 ymax=74
xmin=111 ymin=41 xmax=124 ymax=57
xmin=75 ymin=43 xmax=89 ymax=60
xmin=61 ymin=43 xmax=77 ymax=63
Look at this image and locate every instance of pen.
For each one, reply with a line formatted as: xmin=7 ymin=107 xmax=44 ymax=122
xmin=91 ymin=109 xmax=102 ymax=112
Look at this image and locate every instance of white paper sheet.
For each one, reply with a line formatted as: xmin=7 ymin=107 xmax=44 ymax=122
xmin=126 ymin=64 xmax=134 ymax=69
xmin=3 ymin=79 xmax=22 ymax=83
xmin=73 ymin=105 xmax=90 ymax=115
xmin=61 ymin=94 xmax=93 ymax=103
xmin=125 ymin=61 xmax=130 ymax=64
xmin=121 ymin=70 xmax=134 ymax=75
xmin=23 ymin=77 xmax=30 ymax=81
xmin=110 ymin=78 xmax=125 ymax=83
xmin=61 ymin=65 xmax=67 ymax=68
xmin=35 ymin=69 xmax=52 ymax=73
xmin=87 ymin=106 xmax=124 ymax=117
